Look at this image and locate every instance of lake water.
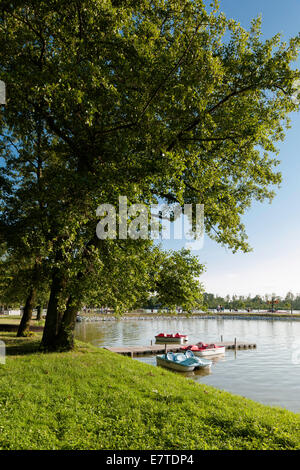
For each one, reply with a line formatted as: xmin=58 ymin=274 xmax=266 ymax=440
xmin=75 ymin=317 xmax=300 ymax=414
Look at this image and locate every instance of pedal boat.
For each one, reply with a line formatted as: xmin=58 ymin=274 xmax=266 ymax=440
xmin=156 ymin=351 xmax=211 ymax=372
xmin=181 ymin=342 xmax=225 ymax=357
xmin=155 ymin=333 xmax=188 ymax=344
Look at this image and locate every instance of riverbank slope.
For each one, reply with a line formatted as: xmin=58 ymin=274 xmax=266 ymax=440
xmin=0 ymin=332 xmax=299 ymax=450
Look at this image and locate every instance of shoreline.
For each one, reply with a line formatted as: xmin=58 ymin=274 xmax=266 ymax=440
xmin=75 ymin=311 xmax=300 ymax=322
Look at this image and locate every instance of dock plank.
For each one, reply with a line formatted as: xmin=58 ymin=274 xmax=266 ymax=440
xmin=104 ymin=341 xmax=256 ymax=357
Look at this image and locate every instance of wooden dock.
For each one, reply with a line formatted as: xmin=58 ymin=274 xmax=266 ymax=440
xmin=104 ymin=341 xmax=257 ymax=357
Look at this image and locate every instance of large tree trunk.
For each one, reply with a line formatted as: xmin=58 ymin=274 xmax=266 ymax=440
xmin=54 ymin=295 xmax=82 ymax=350
xmin=43 ymin=236 xmax=100 ymax=350
xmin=17 ymin=287 xmax=36 ymax=337
xmin=36 ymin=305 xmax=42 ymax=320
xmin=41 ymin=269 xmax=66 ymax=349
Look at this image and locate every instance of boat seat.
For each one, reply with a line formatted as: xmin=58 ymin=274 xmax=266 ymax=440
xmin=174 ymin=353 xmax=186 ymax=362
xmin=185 ymin=350 xmax=195 ymax=358
xmin=166 ymin=352 xmax=175 ymax=361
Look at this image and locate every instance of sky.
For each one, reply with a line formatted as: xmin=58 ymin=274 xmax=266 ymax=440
xmin=163 ymin=0 xmax=300 ymax=298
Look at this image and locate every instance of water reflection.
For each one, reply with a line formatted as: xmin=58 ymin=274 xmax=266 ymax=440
xmin=209 ymin=354 xmax=226 ymax=364
xmin=75 ymin=318 xmax=300 ymax=414
xmin=156 ymin=364 xmax=212 ymax=379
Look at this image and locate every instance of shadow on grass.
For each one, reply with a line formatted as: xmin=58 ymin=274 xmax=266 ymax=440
xmin=1 ymin=332 xmax=95 ymax=357
xmin=0 ymin=332 xmax=42 ymax=356
xmin=0 ymin=324 xmax=43 ymax=333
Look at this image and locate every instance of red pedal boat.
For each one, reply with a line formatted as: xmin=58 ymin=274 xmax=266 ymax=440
xmin=155 ymin=333 xmax=189 ymax=344
xmin=181 ymin=342 xmax=225 ymax=357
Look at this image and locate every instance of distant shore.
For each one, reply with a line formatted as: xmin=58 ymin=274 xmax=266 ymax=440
xmin=1 ymin=310 xmax=300 ymax=333
xmin=75 ymin=309 xmax=300 ymax=322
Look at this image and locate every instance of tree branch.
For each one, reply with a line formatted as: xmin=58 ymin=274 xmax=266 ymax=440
xmin=138 ymin=21 xmax=209 ymax=121
xmin=167 ymin=84 xmax=257 ymax=151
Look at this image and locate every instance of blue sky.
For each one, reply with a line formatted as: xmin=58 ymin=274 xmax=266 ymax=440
xmin=163 ymin=0 xmax=300 ymax=298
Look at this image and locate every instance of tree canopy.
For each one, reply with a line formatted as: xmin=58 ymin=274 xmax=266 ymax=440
xmin=0 ymin=0 xmax=299 ymax=349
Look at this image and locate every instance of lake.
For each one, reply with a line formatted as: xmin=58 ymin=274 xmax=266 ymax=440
xmin=75 ymin=317 xmax=300 ymax=414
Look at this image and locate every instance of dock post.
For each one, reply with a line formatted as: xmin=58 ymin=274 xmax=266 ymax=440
xmin=164 ymin=343 xmax=167 ymax=356
xmin=221 ymin=335 xmax=223 ymax=342
xmin=234 ymin=337 xmax=237 ymax=350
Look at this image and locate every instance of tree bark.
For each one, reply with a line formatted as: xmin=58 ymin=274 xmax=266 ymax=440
xmin=17 ymin=287 xmax=36 ymax=337
xmin=44 ymin=236 xmax=101 ymax=350
xmin=36 ymin=305 xmax=42 ymax=320
xmin=41 ymin=268 xmax=66 ymax=349
xmin=54 ymin=295 xmax=82 ymax=350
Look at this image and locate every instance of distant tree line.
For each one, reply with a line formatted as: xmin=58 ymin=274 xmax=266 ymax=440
xmin=202 ymin=292 xmax=300 ymax=312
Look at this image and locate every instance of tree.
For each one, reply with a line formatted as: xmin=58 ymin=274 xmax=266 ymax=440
xmin=0 ymin=102 xmax=53 ymax=336
xmin=285 ymin=291 xmax=295 ymax=313
xmin=252 ymin=295 xmax=262 ymax=311
xmin=0 ymin=0 xmax=299 ymax=349
xmin=152 ymin=249 xmax=204 ymax=313
xmin=0 ymin=244 xmax=49 ymax=335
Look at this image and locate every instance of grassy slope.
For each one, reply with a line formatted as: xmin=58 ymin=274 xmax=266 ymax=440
xmin=0 ymin=316 xmax=23 ymax=325
xmin=0 ymin=332 xmax=299 ymax=450
xmin=0 ymin=316 xmax=45 ymax=327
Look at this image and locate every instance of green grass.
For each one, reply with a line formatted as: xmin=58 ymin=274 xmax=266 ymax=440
xmin=0 ymin=316 xmax=45 ymax=330
xmin=0 ymin=332 xmax=299 ymax=450
xmin=0 ymin=316 xmax=22 ymax=325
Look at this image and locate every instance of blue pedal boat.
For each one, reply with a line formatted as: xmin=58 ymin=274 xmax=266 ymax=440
xmin=156 ymin=350 xmax=212 ymax=372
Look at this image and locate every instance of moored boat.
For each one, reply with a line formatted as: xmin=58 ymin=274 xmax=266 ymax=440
xmin=184 ymin=350 xmax=212 ymax=369
xmin=181 ymin=342 xmax=225 ymax=357
xmin=156 ymin=351 xmax=211 ymax=372
xmin=155 ymin=333 xmax=188 ymax=344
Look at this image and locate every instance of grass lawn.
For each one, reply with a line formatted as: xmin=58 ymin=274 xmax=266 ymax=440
xmin=0 ymin=316 xmax=22 ymax=325
xmin=0 ymin=331 xmax=299 ymax=450
xmin=0 ymin=316 xmax=45 ymax=330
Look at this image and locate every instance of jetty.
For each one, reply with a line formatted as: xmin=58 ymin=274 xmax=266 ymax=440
xmin=104 ymin=340 xmax=257 ymax=357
